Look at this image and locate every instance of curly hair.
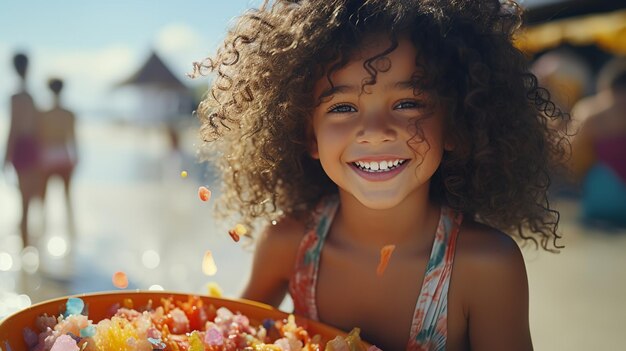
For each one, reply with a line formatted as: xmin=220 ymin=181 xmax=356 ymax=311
xmin=193 ymin=0 xmax=569 ymax=251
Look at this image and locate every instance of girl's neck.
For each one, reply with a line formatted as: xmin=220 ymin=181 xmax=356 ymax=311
xmin=332 ymin=189 xmax=440 ymax=253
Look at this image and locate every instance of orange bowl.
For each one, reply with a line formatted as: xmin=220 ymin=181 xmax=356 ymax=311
xmin=0 ymin=291 xmax=366 ymax=350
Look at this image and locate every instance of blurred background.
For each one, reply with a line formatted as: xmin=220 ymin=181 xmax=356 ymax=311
xmin=1 ymin=0 xmax=625 ymax=350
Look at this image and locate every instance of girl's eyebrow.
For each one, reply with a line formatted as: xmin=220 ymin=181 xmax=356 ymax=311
xmin=318 ymin=84 xmax=358 ymax=99
xmin=318 ymin=79 xmax=416 ymax=100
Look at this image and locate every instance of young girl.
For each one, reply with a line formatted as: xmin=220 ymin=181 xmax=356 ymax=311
xmin=194 ymin=1 xmax=568 ymax=350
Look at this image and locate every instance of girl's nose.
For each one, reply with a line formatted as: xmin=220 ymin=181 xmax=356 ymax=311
xmin=355 ymin=111 xmax=397 ymax=144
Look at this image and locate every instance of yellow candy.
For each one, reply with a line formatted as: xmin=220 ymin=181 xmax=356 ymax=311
xmin=234 ymin=224 xmax=248 ymax=236
xmin=94 ymin=317 xmax=140 ymax=350
xmin=206 ymin=281 xmax=223 ymax=297
xmin=202 ymin=250 xmax=217 ymax=276
xmin=189 ymin=331 xmax=204 ymax=351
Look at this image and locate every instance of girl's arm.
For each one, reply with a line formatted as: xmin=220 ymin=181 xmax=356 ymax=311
xmin=240 ymin=215 xmax=305 ymax=308
xmin=463 ymin=228 xmax=534 ymax=351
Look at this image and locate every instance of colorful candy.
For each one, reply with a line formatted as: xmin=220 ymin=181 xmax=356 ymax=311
xmin=376 ymin=244 xmax=396 ymax=277
xmin=65 ymin=297 xmax=84 ymax=316
xmin=198 ymin=186 xmax=211 ymax=202
xmin=112 ymin=271 xmax=129 ymax=289
xmin=27 ymin=295 xmax=374 ymax=351
xmin=228 ymin=223 xmax=247 ymax=242
xmin=234 ymin=223 xmax=247 ymax=236
xmin=202 ymin=250 xmax=217 ymax=276
xmin=49 ymin=334 xmax=79 ymax=351
xmin=228 ymin=229 xmax=240 ymax=242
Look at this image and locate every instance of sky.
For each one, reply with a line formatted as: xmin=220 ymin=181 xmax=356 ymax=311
xmin=0 ymin=0 xmax=262 ymax=121
xmin=0 ymin=0 xmax=555 ymax=123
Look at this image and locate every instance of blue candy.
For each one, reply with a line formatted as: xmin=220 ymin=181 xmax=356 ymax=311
xmin=65 ymin=297 xmax=84 ymax=316
xmin=79 ymin=325 xmax=96 ymax=338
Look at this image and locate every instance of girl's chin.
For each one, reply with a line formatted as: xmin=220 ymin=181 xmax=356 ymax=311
xmin=349 ymin=192 xmax=407 ymax=211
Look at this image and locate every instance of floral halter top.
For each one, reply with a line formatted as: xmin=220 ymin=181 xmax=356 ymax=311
xmin=288 ymin=195 xmax=463 ymax=351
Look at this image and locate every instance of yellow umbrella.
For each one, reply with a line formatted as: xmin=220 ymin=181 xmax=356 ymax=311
xmin=516 ymin=9 xmax=626 ymax=55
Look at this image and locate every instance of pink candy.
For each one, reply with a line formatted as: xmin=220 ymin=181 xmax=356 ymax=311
xmin=50 ymin=335 xmax=79 ymax=351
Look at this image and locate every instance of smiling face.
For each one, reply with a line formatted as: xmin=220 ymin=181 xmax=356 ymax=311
xmin=309 ymin=34 xmax=448 ymax=210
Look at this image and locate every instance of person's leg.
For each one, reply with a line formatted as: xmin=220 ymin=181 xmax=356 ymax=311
xmin=60 ymin=169 xmax=75 ymax=239
xmin=16 ymin=171 xmax=36 ymax=247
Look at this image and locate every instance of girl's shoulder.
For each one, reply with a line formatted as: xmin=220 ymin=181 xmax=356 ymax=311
xmin=450 ymin=221 xmax=533 ymax=348
xmin=451 ymin=219 xmax=529 ymax=312
xmin=455 ymin=220 xmax=524 ymax=261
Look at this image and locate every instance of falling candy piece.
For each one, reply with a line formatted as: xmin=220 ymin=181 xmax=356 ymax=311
xmin=180 ymin=170 xmax=188 ymax=178
xmin=202 ymin=251 xmax=218 ymax=276
xmin=234 ymin=224 xmax=247 ymax=236
xmin=376 ymin=245 xmax=396 ymax=277
xmin=198 ymin=186 xmax=211 ymax=202
xmin=112 ymin=271 xmax=129 ymax=289
xmin=228 ymin=229 xmax=240 ymax=242
xmin=206 ymin=281 xmax=223 ymax=297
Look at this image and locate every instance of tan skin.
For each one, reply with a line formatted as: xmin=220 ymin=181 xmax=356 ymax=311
xmin=242 ymin=34 xmax=533 ymax=351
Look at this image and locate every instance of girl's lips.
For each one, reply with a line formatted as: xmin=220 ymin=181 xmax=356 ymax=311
xmin=348 ymin=159 xmax=410 ymax=182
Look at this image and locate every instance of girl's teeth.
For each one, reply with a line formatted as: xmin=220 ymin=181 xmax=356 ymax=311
xmin=353 ymin=159 xmax=405 ymax=172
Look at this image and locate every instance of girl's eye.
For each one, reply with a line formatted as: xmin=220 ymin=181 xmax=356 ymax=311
xmin=394 ymin=100 xmax=424 ymax=110
xmin=328 ymin=104 xmax=357 ymax=113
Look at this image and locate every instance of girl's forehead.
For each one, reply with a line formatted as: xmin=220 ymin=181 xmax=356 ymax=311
xmin=314 ymin=35 xmax=420 ymax=94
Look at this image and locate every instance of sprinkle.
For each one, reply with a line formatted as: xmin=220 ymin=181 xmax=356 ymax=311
xmin=148 ymin=337 xmax=166 ymax=349
xmin=198 ymin=186 xmax=211 ymax=202
xmin=206 ymin=281 xmax=223 ymax=297
xmin=202 ymin=251 xmax=217 ymax=276
xmin=79 ymin=325 xmax=96 ymax=338
xmin=376 ymin=245 xmax=396 ymax=277
xmin=234 ymin=224 xmax=247 ymax=236
xmin=112 ymin=271 xmax=129 ymax=289
xmin=180 ymin=170 xmax=188 ymax=178
xmin=228 ymin=230 xmax=240 ymax=242
xmin=65 ymin=297 xmax=84 ymax=316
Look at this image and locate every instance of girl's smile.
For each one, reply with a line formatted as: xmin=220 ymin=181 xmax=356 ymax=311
xmin=348 ymin=157 xmax=411 ymax=182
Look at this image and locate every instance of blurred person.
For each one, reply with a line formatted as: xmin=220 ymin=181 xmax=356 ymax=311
xmin=2 ymin=52 xmax=42 ymax=247
xmin=570 ymin=57 xmax=626 ymax=227
xmin=39 ymin=78 xmax=78 ymax=237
